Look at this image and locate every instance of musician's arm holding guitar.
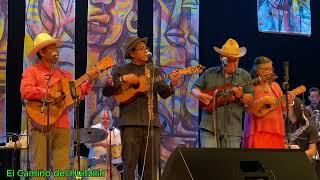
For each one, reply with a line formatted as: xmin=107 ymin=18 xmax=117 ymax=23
xmin=191 ymin=70 xmax=213 ymax=105
xmin=102 ymin=67 xmax=181 ymax=98
xmin=190 ymin=70 xmax=254 ymax=106
xmin=78 ymin=70 xmax=99 ymax=99
xmin=102 ymin=66 xmax=139 ymax=96
xmin=237 ymin=72 xmax=254 ymax=106
xmin=157 ymin=70 xmax=180 ymax=99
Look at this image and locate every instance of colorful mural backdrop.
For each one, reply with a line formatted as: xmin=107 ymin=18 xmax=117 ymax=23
xmin=21 ymin=0 xmax=76 ymax=168
xmin=258 ymin=0 xmax=311 ymax=35
xmin=153 ymin=0 xmax=200 ymax=170
xmin=85 ymin=0 xmax=138 ymax=127
xmin=0 ymin=0 xmax=8 ymax=142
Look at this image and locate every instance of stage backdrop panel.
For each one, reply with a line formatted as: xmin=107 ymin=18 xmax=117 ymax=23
xmin=85 ymin=0 xmax=138 ymax=127
xmin=257 ymin=0 xmax=311 ymax=36
xmin=21 ymin=0 xmax=76 ymax=169
xmin=0 ymin=0 xmax=8 ymax=143
xmin=153 ymin=0 xmax=200 ymax=171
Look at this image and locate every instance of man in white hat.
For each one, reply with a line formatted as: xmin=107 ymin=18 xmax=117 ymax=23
xmin=20 ymin=32 xmax=98 ymax=177
xmin=191 ymin=38 xmax=254 ymax=148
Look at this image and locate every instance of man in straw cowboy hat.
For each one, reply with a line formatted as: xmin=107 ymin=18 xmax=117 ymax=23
xmin=20 ymin=32 xmax=98 ymax=178
xmin=191 ymin=38 xmax=254 ymax=148
xmin=102 ymin=36 xmax=180 ymax=180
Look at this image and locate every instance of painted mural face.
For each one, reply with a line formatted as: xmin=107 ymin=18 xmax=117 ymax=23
xmin=0 ymin=0 xmax=7 ymax=139
xmin=153 ymin=0 xmax=200 ymax=167
xmin=0 ymin=0 xmax=8 ymax=60
xmin=26 ymin=0 xmax=75 ymax=71
xmin=88 ymin=0 xmax=136 ymax=45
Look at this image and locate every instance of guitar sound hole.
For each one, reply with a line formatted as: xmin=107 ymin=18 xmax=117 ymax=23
xmin=265 ymin=104 xmax=271 ymax=109
xmin=132 ymin=83 xmax=140 ymax=89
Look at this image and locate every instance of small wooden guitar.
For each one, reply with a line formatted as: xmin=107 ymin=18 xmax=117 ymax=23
xmin=248 ymin=85 xmax=306 ymax=118
xmin=199 ymin=74 xmax=276 ymax=112
xmin=114 ymin=65 xmax=205 ymax=104
xmin=25 ymin=56 xmax=114 ymax=129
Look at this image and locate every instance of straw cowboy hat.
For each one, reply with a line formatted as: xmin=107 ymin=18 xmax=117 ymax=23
xmin=213 ymin=38 xmax=247 ymax=58
xmin=124 ymin=36 xmax=148 ymax=59
xmin=28 ymin=33 xmax=62 ymax=58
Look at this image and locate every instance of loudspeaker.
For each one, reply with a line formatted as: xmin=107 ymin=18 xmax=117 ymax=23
xmin=161 ymin=148 xmax=318 ymax=180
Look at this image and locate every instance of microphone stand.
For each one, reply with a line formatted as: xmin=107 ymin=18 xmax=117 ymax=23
xmin=282 ymin=61 xmax=291 ymax=148
xmin=283 ymin=79 xmax=291 ymax=147
xmin=108 ymin=125 xmax=114 ymax=180
xmin=41 ymin=58 xmax=58 ymax=173
xmin=221 ymin=58 xmax=227 ymax=148
xmin=212 ymin=89 xmax=219 ymax=149
xmin=141 ymin=58 xmax=156 ymax=180
xmin=22 ymin=101 xmax=31 ymax=176
xmin=69 ymin=81 xmax=81 ymax=171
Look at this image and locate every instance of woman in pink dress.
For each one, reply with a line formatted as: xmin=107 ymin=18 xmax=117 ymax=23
xmin=243 ymin=56 xmax=294 ymax=148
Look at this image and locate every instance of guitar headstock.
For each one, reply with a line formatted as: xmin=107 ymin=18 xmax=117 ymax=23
xmin=178 ymin=65 xmax=205 ymax=75
xmin=292 ymin=85 xmax=306 ymax=96
xmin=93 ymin=56 xmax=115 ymax=72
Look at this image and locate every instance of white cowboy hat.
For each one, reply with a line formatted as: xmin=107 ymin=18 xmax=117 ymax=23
xmin=213 ymin=38 xmax=247 ymax=58
xmin=28 ymin=33 xmax=62 ymax=58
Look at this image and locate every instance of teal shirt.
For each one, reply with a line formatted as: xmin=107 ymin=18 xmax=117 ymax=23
xmin=192 ymin=66 xmax=254 ymax=136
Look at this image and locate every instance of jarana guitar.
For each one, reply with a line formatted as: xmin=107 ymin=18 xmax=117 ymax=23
xmin=25 ymin=56 xmax=114 ymax=129
xmin=248 ymin=85 xmax=306 ymax=118
xmin=114 ymin=65 xmax=205 ymax=104
xmin=199 ymin=74 xmax=276 ymax=112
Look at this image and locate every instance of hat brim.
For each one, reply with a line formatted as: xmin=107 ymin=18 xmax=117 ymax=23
xmin=213 ymin=46 xmax=247 ymax=58
xmin=28 ymin=39 xmax=62 ymax=59
xmin=125 ymin=37 xmax=148 ymax=59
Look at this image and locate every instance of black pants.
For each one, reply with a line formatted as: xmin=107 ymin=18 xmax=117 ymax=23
xmin=120 ymin=126 xmax=160 ymax=180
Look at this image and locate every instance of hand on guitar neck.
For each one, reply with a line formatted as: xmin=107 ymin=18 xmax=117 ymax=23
xmin=87 ymin=70 xmax=99 ymax=84
xmin=168 ymin=69 xmax=180 ymax=87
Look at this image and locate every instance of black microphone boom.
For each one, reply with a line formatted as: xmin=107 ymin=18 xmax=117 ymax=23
xmin=283 ymin=61 xmax=289 ymax=81
xmin=282 ymin=61 xmax=289 ymax=89
xmin=69 ymin=81 xmax=77 ymax=99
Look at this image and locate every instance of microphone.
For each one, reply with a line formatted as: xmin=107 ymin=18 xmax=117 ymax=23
xmin=52 ymin=52 xmax=59 ymax=64
xmin=146 ymin=51 xmax=155 ymax=65
xmin=146 ymin=51 xmax=152 ymax=58
xmin=221 ymin=57 xmax=228 ymax=66
xmin=69 ymin=81 xmax=77 ymax=99
xmin=282 ymin=61 xmax=289 ymax=89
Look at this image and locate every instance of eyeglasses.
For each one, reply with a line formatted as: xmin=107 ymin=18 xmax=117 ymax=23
xmin=257 ymin=67 xmax=273 ymax=72
xmin=134 ymin=46 xmax=148 ymax=52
